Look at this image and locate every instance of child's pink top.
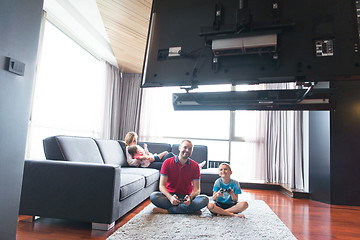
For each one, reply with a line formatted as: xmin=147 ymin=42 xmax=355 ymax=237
xmin=133 ymin=151 xmax=144 ymax=159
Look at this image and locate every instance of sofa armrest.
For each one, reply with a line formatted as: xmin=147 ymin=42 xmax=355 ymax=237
xmin=20 ymin=159 xmax=121 ymax=224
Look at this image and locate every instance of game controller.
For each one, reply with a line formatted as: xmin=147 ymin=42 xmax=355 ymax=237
xmin=219 ymin=188 xmax=231 ymax=193
xmin=177 ymin=198 xmax=185 ymax=203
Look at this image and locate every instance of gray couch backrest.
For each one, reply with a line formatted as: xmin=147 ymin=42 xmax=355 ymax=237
xmin=95 ymin=139 xmax=128 ymax=166
xmin=43 ymin=136 xmax=104 ymax=164
xmin=138 ymin=142 xmax=172 ymax=155
xmin=171 ymin=144 xmax=208 ymax=169
xmin=43 ymin=136 xmax=65 ymax=160
xmin=43 ymin=136 xmax=208 ymax=169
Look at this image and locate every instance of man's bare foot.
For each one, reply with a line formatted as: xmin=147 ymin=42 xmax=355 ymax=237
xmin=152 ymin=207 xmax=168 ymax=214
xmin=190 ymin=210 xmax=202 ymax=215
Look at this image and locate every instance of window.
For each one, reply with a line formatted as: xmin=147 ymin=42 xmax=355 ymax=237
xmin=139 ymin=84 xmax=261 ymax=181
xmin=26 ymin=20 xmax=105 ymax=159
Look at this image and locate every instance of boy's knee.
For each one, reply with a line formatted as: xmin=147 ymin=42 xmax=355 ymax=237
xmin=241 ymin=201 xmax=249 ymax=210
xmin=207 ymin=202 xmax=214 ymax=210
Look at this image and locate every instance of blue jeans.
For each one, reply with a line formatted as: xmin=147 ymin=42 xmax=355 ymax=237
xmin=150 ymin=191 xmax=209 ymax=214
xmin=148 ymin=152 xmax=175 ymax=170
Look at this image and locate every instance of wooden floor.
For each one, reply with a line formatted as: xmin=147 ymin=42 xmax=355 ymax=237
xmin=17 ymin=189 xmax=360 ymax=240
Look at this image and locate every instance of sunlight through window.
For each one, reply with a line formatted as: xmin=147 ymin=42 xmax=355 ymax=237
xmin=26 ymin=21 xmax=105 ymax=159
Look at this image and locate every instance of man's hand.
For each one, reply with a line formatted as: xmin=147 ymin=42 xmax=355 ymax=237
xmin=171 ymin=194 xmax=191 ymax=205
xmin=170 ymin=194 xmax=181 ymax=205
xmin=182 ymin=195 xmax=191 ymax=206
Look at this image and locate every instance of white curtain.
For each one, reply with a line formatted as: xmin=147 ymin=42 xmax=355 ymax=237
xmin=138 ymin=86 xmax=175 ymax=142
xmin=102 ymin=62 xmax=142 ymax=140
xmin=253 ymin=110 xmax=267 ymax=182
xmin=257 ymin=83 xmax=304 ymax=189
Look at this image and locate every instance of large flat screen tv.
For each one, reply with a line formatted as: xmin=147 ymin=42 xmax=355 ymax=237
xmin=141 ymin=0 xmax=360 ymax=88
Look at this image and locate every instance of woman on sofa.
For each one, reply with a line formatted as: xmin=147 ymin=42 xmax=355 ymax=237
xmin=124 ymin=132 xmax=174 ymax=169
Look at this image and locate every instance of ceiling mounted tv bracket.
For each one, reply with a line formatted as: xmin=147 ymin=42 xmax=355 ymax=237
xmin=212 ymin=33 xmax=277 ymax=57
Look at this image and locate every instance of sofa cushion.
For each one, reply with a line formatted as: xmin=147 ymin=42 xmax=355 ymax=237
xmin=200 ymin=168 xmax=221 ymax=195
xmin=47 ymin=136 xmax=104 ymax=164
xmin=172 ymin=144 xmax=208 ymax=168
xmin=200 ymin=168 xmax=220 ymax=182
xmin=121 ymin=168 xmax=159 ymax=187
xmin=95 ymin=139 xmax=128 ymax=166
xmin=119 ymin=174 xmax=145 ymax=200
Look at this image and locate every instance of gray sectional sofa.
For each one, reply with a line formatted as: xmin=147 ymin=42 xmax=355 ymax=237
xmin=19 ymin=135 xmax=212 ymax=230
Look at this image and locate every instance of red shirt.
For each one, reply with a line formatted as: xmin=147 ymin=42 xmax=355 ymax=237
xmin=160 ymin=156 xmax=200 ymax=195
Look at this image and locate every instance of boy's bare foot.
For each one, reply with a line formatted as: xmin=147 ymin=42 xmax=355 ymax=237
xmin=215 ymin=212 xmax=245 ymax=218
xmin=152 ymin=207 xmax=168 ymax=214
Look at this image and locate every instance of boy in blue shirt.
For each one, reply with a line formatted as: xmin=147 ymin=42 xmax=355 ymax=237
xmin=207 ymin=163 xmax=248 ymax=218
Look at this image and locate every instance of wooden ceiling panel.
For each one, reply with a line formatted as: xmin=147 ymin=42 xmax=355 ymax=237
xmin=97 ymin=0 xmax=152 ymax=73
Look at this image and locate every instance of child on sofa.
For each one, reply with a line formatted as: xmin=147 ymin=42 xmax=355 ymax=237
xmin=207 ymin=163 xmax=248 ymax=218
xmin=124 ymin=131 xmax=171 ymax=168
xmin=127 ymin=145 xmax=149 ymax=160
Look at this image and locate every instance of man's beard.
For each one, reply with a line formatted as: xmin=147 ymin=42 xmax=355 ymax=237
xmin=180 ymin=151 xmax=190 ymax=159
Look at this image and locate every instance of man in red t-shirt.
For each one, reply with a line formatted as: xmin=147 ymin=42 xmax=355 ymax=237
xmin=150 ymin=140 xmax=209 ymax=214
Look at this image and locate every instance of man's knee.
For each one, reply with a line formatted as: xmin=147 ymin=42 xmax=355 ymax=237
xmin=150 ymin=191 xmax=162 ymax=202
xmin=192 ymin=195 xmax=209 ymax=210
xmin=198 ymin=195 xmax=209 ymax=205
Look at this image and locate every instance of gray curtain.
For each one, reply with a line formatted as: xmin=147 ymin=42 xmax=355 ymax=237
xmin=102 ymin=62 xmax=142 ymax=140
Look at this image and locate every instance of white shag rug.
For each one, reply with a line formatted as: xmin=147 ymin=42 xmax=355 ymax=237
xmin=107 ymin=200 xmax=297 ymax=240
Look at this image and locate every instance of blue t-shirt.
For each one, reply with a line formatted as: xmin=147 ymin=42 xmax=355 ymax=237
xmin=213 ymin=178 xmax=242 ymax=204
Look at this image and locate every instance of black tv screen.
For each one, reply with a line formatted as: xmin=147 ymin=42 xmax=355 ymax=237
xmin=141 ymin=0 xmax=360 ymax=88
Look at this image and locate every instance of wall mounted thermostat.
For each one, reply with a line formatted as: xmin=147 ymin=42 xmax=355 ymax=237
xmin=7 ymin=57 xmax=25 ymax=76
